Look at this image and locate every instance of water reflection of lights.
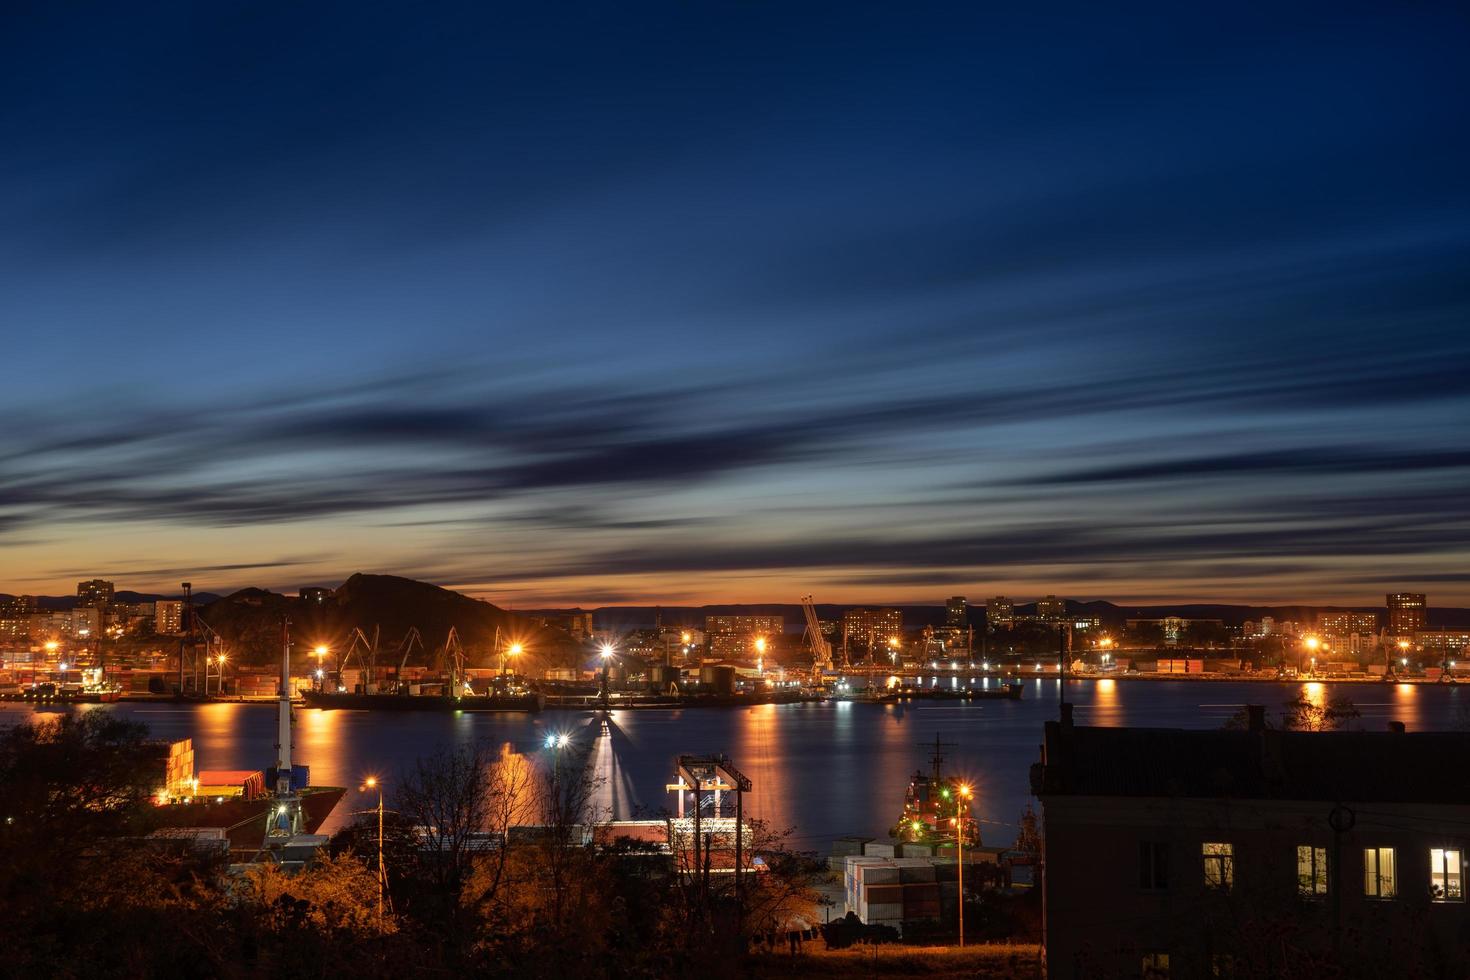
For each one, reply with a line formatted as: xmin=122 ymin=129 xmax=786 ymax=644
xmin=1302 ymin=682 xmax=1326 ymax=709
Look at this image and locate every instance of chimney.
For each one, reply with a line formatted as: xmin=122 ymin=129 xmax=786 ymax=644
xmin=1247 ymin=704 xmax=1266 ymax=732
xmin=1060 ymin=702 xmax=1074 ymax=729
xmin=1387 ymin=720 xmax=1406 ymax=734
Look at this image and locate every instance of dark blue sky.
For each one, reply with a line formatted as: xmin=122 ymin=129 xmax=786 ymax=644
xmin=3 ymin=2 xmax=1468 ymax=604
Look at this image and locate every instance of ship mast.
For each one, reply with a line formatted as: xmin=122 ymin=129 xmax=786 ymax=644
xmin=271 ymin=616 xmax=303 ymax=837
xmin=275 ymin=617 xmax=292 ymax=792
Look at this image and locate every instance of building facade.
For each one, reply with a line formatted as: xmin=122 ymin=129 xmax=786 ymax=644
xmin=1317 ymin=611 xmax=1379 ymax=637
xmin=986 ymin=596 xmax=1014 ymax=626
xmin=155 ymin=600 xmax=185 ymax=636
xmin=76 ymin=578 xmax=115 ymax=608
xmin=1035 ymin=595 xmax=1068 ymax=623
xmin=945 ymin=596 xmax=968 ymax=629
xmin=1387 ymin=593 xmax=1428 ymax=637
xmin=1033 ymin=711 xmax=1470 ymax=978
xmin=1414 ymin=631 xmax=1470 ymax=658
xmin=842 ymin=608 xmax=903 ymax=645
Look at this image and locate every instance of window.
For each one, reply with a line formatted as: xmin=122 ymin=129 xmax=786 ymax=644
xmin=1202 ymin=842 xmax=1234 ymax=891
xmin=1364 ymin=847 xmax=1396 ymax=899
xmin=1296 ymin=845 xmax=1328 ymax=896
xmin=1141 ymin=951 xmax=1170 ymax=978
xmin=1431 ymin=848 xmax=1463 ymax=902
xmin=1139 ymin=841 xmax=1169 ymax=890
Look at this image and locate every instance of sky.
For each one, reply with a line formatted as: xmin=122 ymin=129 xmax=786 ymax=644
xmin=3 ymin=2 xmax=1468 ymax=606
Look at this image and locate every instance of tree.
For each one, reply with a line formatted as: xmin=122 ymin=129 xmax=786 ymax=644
xmin=1014 ymin=804 xmax=1042 ymax=861
xmin=1281 ymin=694 xmax=1360 ymax=732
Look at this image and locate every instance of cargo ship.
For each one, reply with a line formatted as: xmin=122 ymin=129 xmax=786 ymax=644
xmin=1 ymin=681 xmax=123 ymax=704
xmin=897 ymin=682 xmax=1022 ymax=701
xmin=150 ymin=620 xmax=344 ymax=853
xmin=890 ymin=736 xmax=980 ymax=846
xmin=303 ymin=672 xmax=543 ymax=712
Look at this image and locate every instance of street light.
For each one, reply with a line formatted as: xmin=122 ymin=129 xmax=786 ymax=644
xmin=215 ymin=652 xmax=228 ymax=695
xmin=360 ymin=776 xmax=386 ymax=928
xmin=504 ymin=641 xmax=523 ymax=675
xmin=599 ymin=643 xmax=615 ymax=707
xmin=954 ymin=782 xmax=973 ymax=947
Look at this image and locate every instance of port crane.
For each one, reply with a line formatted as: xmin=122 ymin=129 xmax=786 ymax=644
xmin=801 ymin=594 xmax=833 ymax=679
xmin=440 ymin=627 xmax=466 ymax=693
xmin=393 ymin=627 xmax=425 ymax=692
xmin=343 ymin=626 xmax=381 ymax=689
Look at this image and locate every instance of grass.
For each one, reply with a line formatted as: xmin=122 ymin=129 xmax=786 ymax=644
xmin=747 ymin=942 xmax=1042 ymax=979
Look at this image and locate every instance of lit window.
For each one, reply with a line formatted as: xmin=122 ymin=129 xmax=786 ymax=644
xmin=1431 ymin=848 xmax=1463 ymax=902
xmin=1296 ymin=845 xmax=1328 ymax=896
xmin=1142 ymin=951 xmax=1170 ymax=978
xmin=1139 ymin=841 xmax=1169 ymax=890
xmin=1202 ymin=842 xmax=1233 ymax=890
xmin=1364 ymin=847 xmax=1396 ymax=899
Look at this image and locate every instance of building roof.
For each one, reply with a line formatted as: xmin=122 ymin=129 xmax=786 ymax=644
xmin=1031 ymin=713 xmax=1470 ymax=806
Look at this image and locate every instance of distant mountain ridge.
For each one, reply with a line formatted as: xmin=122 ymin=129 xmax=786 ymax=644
xmin=8 ymin=581 xmax=1468 ymax=631
xmin=525 ymin=600 xmax=1470 ymax=631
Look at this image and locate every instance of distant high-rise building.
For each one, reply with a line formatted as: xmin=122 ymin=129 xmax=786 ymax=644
xmin=155 ymin=600 xmax=185 ymax=636
xmin=76 ymin=579 xmax=115 ymax=608
xmin=987 ymin=596 xmax=1014 ymax=626
xmin=1317 ymin=611 xmax=1379 ymax=638
xmin=704 ymin=615 xmax=784 ymax=638
xmin=842 ymin=608 xmax=903 ymax=645
xmin=946 ymin=596 xmax=968 ymax=629
xmin=0 ymin=596 xmax=37 ymax=644
xmin=1036 ymin=594 xmax=1068 ymax=623
xmin=0 ymin=595 xmax=37 ymax=618
xmin=1387 ymin=593 xmax=1428 ymax=637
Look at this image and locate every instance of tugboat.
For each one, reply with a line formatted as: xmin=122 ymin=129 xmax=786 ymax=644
xmin=150 ymin=619 xmax=344 ymax=853
xmin=890 ymin=735 xmax=980 ymax=845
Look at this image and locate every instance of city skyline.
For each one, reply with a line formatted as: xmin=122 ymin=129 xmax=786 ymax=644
xmin=5 ymin=4 xmax=1469 ymax=605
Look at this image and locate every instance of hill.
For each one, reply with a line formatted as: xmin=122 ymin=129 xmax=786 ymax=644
xmin=197 ymin=573 xmax=582 ymax=670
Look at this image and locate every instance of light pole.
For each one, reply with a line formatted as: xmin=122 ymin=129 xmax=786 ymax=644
xmin=313 ymin=645 xmax=329 ymax=690
xmin=1304 ymin=636 xmax=1321 ymax=676
xmin=599 ymin=643 xmax=615 ymax=708
xmin=504 ymin=642 xmax=523 ymax=676
xmin=361 ymin=776 xmax=386 ymax=929
xmin=215 ymin=652 xmax=228 ymax=695
xmin=954 ymin=782 xmax=972 ymax=947
xmin=754 ymin=636 xmax=767 ymax=679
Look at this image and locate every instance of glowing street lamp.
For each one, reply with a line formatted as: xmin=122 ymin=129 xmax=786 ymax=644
xmin=360 ymin=776 xmax=386 ymax=927
xmin=955 ymin=782 xmax=973 ymax=947
xmin=598 ymin=643 xmax=615 ymax=707
xmin=504 ymin=641 xmax=524 ymax=675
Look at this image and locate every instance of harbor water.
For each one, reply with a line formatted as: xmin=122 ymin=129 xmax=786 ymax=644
xmin=4 ymin=678 xmax=1466 ymax=850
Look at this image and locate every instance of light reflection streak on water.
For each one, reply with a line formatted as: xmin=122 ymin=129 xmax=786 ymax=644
xmin=3 ymin=680 xmax=1466 ymax=845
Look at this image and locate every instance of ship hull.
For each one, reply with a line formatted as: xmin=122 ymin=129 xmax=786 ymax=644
xmin=303 ymin=691 xmax=544 ymax=712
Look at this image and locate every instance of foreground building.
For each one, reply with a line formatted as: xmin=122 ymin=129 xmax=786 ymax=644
xmin=1032 ymin=707 xmax=1470 ymax=978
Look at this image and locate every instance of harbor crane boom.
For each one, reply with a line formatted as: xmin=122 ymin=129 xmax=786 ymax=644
xmin=801 ymin=594 xmax=833 ymax=678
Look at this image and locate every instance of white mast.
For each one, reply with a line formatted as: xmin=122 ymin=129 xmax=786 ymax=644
xmin=275 ymin=617 xmax=293 ymax=794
